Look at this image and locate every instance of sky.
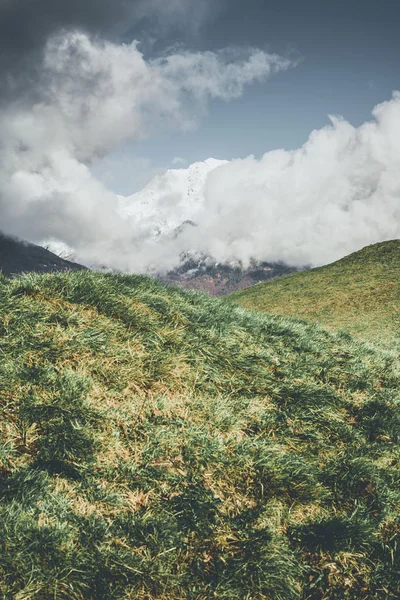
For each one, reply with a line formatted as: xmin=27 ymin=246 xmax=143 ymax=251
xmin=0 ymin=0 xmax=399 ymax=272
xmin=93 ymin=0 xmax=400 ymax=193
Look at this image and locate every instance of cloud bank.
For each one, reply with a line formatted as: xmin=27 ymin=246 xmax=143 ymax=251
xmin=192 ymin=95 xmax=400 ymax=267
xmin=112 ymin=94 xmax=400 ymax=273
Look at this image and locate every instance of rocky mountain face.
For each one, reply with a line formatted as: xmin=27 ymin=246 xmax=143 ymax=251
xmin=0 ymin=233 xmax=85 ymax=276
xmin=159 ymin=255 xmax=300 ymax=296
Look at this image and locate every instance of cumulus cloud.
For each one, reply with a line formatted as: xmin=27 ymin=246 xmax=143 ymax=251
xmin=0 ymin=29 xmax=292 ymax=266
xmin=189 ymin=95 xmax=400 ymax=267
xmin=107 ymin=94 xmax=400 ymax=274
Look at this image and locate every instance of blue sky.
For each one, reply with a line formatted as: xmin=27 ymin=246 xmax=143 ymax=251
xmin=93 ymin=0 xmax=400 ymax=194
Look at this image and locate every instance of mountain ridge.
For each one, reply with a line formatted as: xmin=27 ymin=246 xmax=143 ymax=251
xmin=160 ymin=254 xmax=301 ymax=296
xmin=44 ymin=157 xmax=302 ymax=292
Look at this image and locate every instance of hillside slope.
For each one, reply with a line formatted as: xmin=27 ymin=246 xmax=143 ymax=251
xmin=0 ymin=270 xmax=399 ymax=599
xmin=0 ymin=233 xmax=86 ymax=276
xmin=229 ymin=240 xmax=400 ymax=346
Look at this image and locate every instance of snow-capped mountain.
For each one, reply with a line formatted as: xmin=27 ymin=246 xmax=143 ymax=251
xmin=43 ymin=158 xmax=227 ymax=262
xmin=117 ymin=157 xmax=301 ymax=293
xmin=41 ymin=157 xmax=302 ymax=292
xmin=118 ymin=158 xmax=227 ymax=236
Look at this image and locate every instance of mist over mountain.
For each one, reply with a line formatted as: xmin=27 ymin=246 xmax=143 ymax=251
xmin=0 ymin=26 xmax=292 ymax=271
xmin=35 ymin=94 xmax=400 ymax=276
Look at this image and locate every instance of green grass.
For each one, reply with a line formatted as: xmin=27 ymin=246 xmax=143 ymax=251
xmin=0 ymin=269 xmax=399 ymax=599
xmin=228 ymin=240 xmax=400 ymax=348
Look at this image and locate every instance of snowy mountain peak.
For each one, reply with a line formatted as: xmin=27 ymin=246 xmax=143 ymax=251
xmin=165 ymin=157 xmax=227 ymax=177
xmin=119 ymin=158 xmax=227 ymax=234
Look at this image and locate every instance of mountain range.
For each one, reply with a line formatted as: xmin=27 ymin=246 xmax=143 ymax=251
xmin=120 ymin=159 xmax=300 ymax=293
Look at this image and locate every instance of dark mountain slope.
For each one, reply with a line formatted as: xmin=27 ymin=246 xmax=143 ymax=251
xmin=0 ymin=232 xmax=86 ymax=276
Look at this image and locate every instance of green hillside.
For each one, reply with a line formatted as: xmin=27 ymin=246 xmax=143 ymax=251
xmin=1 ymin=270 xmax=399 ymax=599
xmin=228 ymin=240 xmax=400 ymax=347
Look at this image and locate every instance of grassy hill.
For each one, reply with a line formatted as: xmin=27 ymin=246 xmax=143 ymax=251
xmin=0 ymin=270 xmax=399 ymax=599
xmin=228 ymin=240 xmax=400 ymax=347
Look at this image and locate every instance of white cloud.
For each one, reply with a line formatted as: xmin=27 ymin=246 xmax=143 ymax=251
xmin=0 ymin=30 xmax=294 ymax=266
xmin=7 ymin=27 xmax=398 ymax=276
xmin=152 ymin=48 xmax=293 ymax=104
xmin=110 ymin=95 xmax=400 ymax=273
xmin=189 ymin=95 xmax=400 ymax=267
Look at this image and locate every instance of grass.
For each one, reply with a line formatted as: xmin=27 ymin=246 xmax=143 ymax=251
xmin=228 ymin=240 xmax=400 ymax=348
xmin=0 ymin=269 xmax=399 ymax=599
